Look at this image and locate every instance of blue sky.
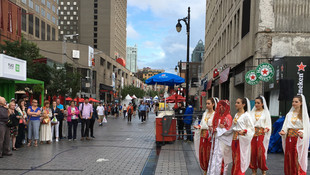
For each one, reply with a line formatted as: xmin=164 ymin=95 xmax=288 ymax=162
xmin=127 ymin=0 xmax=206 ymax=73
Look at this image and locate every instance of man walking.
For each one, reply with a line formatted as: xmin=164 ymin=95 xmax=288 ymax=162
xmin=79 ymin=97 xmax=93 ymax=140
xmin=0 ymin=97 xmax=12 ymax=158
xmin=89 ymin=101 xmax=97 ymax=138
xmin=56 ymin=98 xmax=65 ymax=139
xmin=139 ymin=101 xmax=147 ymax=123
xmin=96 ymin=102 xmax=105 ymax=126
xmin=184 ymin=102 xmax=194 ymax=142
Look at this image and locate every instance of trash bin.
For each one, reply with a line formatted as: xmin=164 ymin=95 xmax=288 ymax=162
xmin=155 ymin=117 xmax=176 ymax=142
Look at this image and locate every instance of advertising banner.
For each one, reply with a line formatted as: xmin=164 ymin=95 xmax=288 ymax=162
xmin=88 ymin=46 xmax=94 ymax=67
xmin=0 ymin=54 xmax=27 ymax=81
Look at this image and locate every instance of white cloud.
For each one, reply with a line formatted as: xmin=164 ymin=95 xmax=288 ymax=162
xmin=142 ymin=41 xmax=156 ymax=48
xmin=127 ymin=24 xmax=140 ymax=39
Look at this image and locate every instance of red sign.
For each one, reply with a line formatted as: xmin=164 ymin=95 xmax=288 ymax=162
xmin=213 ymin=68 xmax=219 ymax=78
xmin=201 ymin=91 xmax=206 ymax=97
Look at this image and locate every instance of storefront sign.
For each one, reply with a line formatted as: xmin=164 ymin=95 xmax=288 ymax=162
xmin=297 ymin=62 xmax=306 ymax=94
xmin=256 ymin=63 xmax=274 ymax=82
xmin=0 ymin=54 xmax=26 ymax=81
xmin=245 ymin=70 xmax=259 ymax=85
xmin=88 ymin=46 xmax=94 ymax=67
xmin=235 ymin=71 xmax=245 ymax=86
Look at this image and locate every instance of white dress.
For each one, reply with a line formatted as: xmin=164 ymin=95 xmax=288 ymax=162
xmin=232 ymin=112 xmax=254 ymax=173
xmin=40 ymin=108 xmax=52 ymax=141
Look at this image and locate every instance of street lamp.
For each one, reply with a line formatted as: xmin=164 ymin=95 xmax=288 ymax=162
xmin=176 ymin=7 xmax=190 ymax=106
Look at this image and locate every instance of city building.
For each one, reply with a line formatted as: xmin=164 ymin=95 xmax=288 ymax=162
xmin=0 ymin=0 xmax=22 ymax=44
xmin=203 ymin=0 xmax=310 ymax=115
xmin=191 ymin=39 xmax=204 ymax=62
xmin=137 ymin=67 xmax=165 ymax=81
xmin=58 ymin=0 xmax=127 ymax=60
xmin=126 ymin=44 xmax=137 ymax=73
xmin=11 ymin=0 xmax=59 ymax=41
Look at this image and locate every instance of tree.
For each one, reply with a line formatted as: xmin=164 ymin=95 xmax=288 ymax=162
xmin=121 ymin=85 xmax=145 ymax=100
xmin=146 ymin=90 xmax=158 ymax=97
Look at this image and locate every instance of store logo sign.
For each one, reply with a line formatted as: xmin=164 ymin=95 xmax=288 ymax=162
xmin=297 ymin=62 xmax=306 ymax=94
xmin=15 ymin=64 xmax=20 ymax=72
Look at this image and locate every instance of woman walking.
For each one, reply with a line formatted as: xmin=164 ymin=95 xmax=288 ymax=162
xmin=8 ymin=102 xmax=21 ymax=151
xmin=15 ymin=99 xmax=27 ymax=148
xmin=127 ymin=103 xmax=134 ymax=123
xmin=279 ymin=95 xmax=309 ymax=175
xmin=207 ymin=100 xmax=233 ymax=175
xmin=249 ymin=96 xmax=271 ymax=175
xmin=231 ymin=98 xmax=254 ymax=175
xmin=51 ymin=101 xmax=60 ymax=142
xmin=194 ymin=98 xmax=216 ymax=174
xmin=176 ymin=102 xmax=185 ymax=140
xmin=67 ymin=101 xmax=79 ymax=141
xmin=40 ymin=100 xmax=52 ymax=144
xmin=27 ymin=99 xmax=41 ymax=147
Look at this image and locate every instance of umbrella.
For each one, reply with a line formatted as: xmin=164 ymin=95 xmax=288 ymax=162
xmin=166 ymin=94 xmax=185 ymax=102
xmin=74 ymin=98 xmax=84 ymax=102
xmin=89 ymin=97 xmax=100 ymax=102
xmin=65 ymin=97 xmax=72 ymax=101
xmin=145 ymin=72 xmax=185 ymax=86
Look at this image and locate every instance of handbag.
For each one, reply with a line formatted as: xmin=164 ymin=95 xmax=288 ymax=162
xmin=102 ymin=117 xmax=107 ymax=123
xmin=51 ymin=117 xmax=58 ymax=125
xmin=41 ymin=117 xmax=50 ymax=124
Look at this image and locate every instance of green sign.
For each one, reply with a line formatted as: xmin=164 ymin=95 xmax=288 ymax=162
xmin=15 ymin=64 xmax=20 ymax=72
xmin=256 ymin=63 xmax=274 ymax=82
xmin=245 ymin=70 xmax=259 ymax=85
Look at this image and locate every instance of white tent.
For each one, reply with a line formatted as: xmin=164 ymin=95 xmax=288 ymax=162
xmin=122 ymin=94 xmax=132 ymax=107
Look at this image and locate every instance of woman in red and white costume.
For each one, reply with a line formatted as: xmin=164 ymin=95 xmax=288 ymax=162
xmin=249 ymin=96 xmax=271 ymax=175
xmin=231 ymin=97 xmax=254 ymax=175
xmin=207 ymin=100 xmax=233 ymax=175
xmin=279 ymin=95 xmax=309 ymax=175
xmin=194 ymin=97 xmax=217 ymax=174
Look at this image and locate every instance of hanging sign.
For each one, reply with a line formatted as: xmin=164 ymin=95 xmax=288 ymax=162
xmin=245 ymin=70 xmax=259 ymax=85
xmin=256 ymin=63 xmax=275 ymax=82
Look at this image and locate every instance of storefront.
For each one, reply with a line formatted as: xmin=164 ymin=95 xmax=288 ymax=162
xmin=99 ymin=84 xmax=113 ymax=103
xmin=265 ymin=57 xmax=310 ymax=118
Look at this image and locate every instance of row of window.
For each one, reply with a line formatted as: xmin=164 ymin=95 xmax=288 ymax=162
xmin=60 ymin=1 xmax=77 ymax=6
xmin=21 ymin=9 xmax=56 ymax=40
xmin=94 ymin=0 xmax=98 ymax=48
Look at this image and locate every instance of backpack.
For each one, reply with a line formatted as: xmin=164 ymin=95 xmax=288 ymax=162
xmin=128 ymin=107 xmax=132 ymax=115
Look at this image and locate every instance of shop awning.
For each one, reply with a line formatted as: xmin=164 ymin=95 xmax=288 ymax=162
xmin=206 ymin=80 xmax=212 ymax=90
xmin=219 ymin=67 xmax=230 ymax=84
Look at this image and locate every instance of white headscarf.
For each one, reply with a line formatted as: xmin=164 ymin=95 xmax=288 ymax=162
xmin=250 ymin=96 xmax=272 ymax=159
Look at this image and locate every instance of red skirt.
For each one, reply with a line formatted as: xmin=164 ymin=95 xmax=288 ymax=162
xmin=250 ymin=128 xmax=268 ymax=171
xmin=231 ymin=139 xmax=245 ymax=175
xmin=199 ymin=130 xmax=212 ymax=172
xmin=284 ymin=136 xmax=306 ymax=175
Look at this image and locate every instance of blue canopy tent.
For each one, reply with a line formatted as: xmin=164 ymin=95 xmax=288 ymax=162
xmin=145 ymin=73 xmax=185 ymax=86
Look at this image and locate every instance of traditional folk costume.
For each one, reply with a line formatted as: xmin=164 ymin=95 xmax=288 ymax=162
xmin=249 ymin=96 xmax=271 ymax=173
xmin=281 ymin=94 xmax=309 ymax=175
xmin=194 ymin=98 xmax=217 ymax=174
xmin=40 ymin=107 xmax=52 ymax=142
xmin=207 ymin=100 xmax=233 ymax=175
xmin=231 ymin=98 xmax=254 ymax=175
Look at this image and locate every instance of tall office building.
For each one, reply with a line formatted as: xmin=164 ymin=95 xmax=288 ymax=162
xmin=191 ymin=39 xmax=204 ymax=62
xmin=126 ymin=45 xmax=137 ymax=73
xmin=11 ymin=0 xmax=59 ymax=41
xmin=58 ymin=0 xmax=127 ymax=59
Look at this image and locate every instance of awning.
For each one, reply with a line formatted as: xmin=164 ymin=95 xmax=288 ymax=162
xmin=219 ymin=67 xmax=230 ymax=84
xmin=206 ymin=80 xmax=212 ymax=90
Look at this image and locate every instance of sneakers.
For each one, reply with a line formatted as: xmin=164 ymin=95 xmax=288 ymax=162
xmin=68 ymin=139 xmax=72 ymax=141
xmin=91 ymin=136 xmax=95 ymax=138
xmin=80 ymin=137 xmax=84 ymax=141
xmin=56 ymin=139 xmax=59 ymax=142
xmin=99 ymin=123 xmax=102 ymax=126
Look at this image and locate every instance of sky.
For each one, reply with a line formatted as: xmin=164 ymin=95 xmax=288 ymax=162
xmin=127 ymin=0 xmax=206 ymax=73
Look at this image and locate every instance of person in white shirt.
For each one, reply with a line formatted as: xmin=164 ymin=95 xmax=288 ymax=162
xmin=279 ymin=95 xmax=309 ymax=175
xmin=249 ymin=96 xmax=271 ymax=175
xmin=96 ymin=102 xmax=105 ymax=126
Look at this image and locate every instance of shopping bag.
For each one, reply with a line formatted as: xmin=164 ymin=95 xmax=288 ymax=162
xmin=102 ymin=117 xmax=107 ymax=123
xmin=51 ymin=117 xmax=58 ymax=125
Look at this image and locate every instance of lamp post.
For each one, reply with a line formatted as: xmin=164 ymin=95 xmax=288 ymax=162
xmin=176 ymin=7 xmax=190 ymax=106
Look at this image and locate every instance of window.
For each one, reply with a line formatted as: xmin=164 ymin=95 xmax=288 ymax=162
xmin=241 ymin=0 xmax=251 ymax=38
xmin=67 ymin=2 xmax=70 ymax=5
xmin=73 ymin=11 xmax=77 ymax=15
xmin=41 ymin=9 xmax=45 ymax=17
xmin=94 ymin=15 xmax=97 ymax=20
xmin=41 ymin=21 xmax=45 ymax=40
xmin=73 ymin=2 xmax=77 ymax=5
xmin=47 ymin=24 xmax=50 ymax=40
xmin=35 ymin=17 xmax=40 ymax=38
xmin=70 ymin=16 xmax=73 ymax=20
xmin=52 ymin=16 xmax=56 ymax=24
xmin=64 ymin=16 xmax=67 ymax=20
xmin=28 ymin=14 xmax=33 ymax=35
xmin=60 ymin=2 xmax=63 ymax=5
xmin=94 ymin=39 xmax=97 ymax=43
xmin=52 ymin=28 xmax=55 ymax=40
xmin=22 ymin=0 xmax=27 ymax=4
xmin=94 ymin=45 xmax=97 ymax=49
xmin=21 ymin=9 xmax=27 ymax=31
xmin=52 ymin=5 xmax=56 ymax=13
xmin=35 ymin=4 xmax=40 ymax=13
xmin=47 ymin=12 xmax=51 ymax=20
xmin=100 ymin=57 xmax=104 ymax=66
xmin=29 ymin=0 xmax=34 ymax=9
xmin=94 ymin=4 xmax=98 ymax=8
xmin=64 ymin=6 xmax=67 ymax=10
xmin=94 ymin=21 xmax=97 ymax=26
xmin=67 ymin=21 xmax=70 ymax=25
xmin=63 ymin=26 xmax=67 ymax=29
xmin=47 ymin=1 xmax=51 ymax=9
xmin=60 ymin=30 xmax=63 ymax=34
xmin=94 ymin=27 xmax=97 ymax=31
xmin=7 ymin=3 xmax=12 ymax=32
xmin=60 ymin=21 xmax=63 ymax=25
xmin=94 ymin=9 xmax=97 ymax=14
xmin=41 ymin=0 xmax=45 ymax=5
xmin=67 ymin=11 xmax=70 ymax=15
xmin=60 ymin=11 xmax=64 ymax=15
xmin=94 ymin=33 xmax=97 ymax=37
xmin=70 ymin=7 xmax=73 ymax=10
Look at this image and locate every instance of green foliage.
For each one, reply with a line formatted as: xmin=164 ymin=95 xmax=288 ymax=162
xmin=33 ymin=84 xmax=43 ymax=94
xmin=146 ymin=90 xmax=158 ymax=98
xmin=121 ymin=85 xmax=145 ymax=100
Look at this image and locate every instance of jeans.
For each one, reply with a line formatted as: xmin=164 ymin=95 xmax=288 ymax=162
xmin=128 ymin=114 xmax=132 ymax=122
xmin=0 ymin=124 xmax=11 ymax=156
xmin=81 ymin=119 xmax=90 ymax=138
xmin=68 ymin=120 xmax=78 ymax=139
xmin=51 ymin=122 xmax=59 ymax=139
xmin=62 ymin=120 xmax=67 ymax=138
xmin=58 ymin=118 xmax=63 ymax=138
xmin=89 ymin=119 xmax=95 ymax=137
xmin=28 ymin=120 xmax=40 ymax=140
xmin=16 ymin=123 xmax=25 ymax=148
xmin=140 ymin=111 xmax=146 ymax=122
xmin=123 ymin=110 xmax=127 ymax=118
xmin=185 ymin=124 xmax=192 ymax=141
